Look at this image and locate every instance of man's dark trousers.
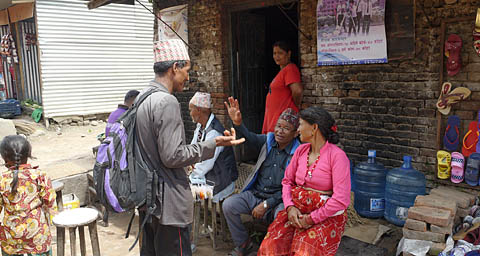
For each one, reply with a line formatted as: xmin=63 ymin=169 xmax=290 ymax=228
xmin=222 ymin=190 xmax=284 ymax=247
xmin=139 ymin=211 xmax=192 ymax=256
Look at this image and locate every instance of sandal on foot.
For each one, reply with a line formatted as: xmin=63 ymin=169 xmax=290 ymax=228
xmin=228 ymin=240 xmax=254 ymax=256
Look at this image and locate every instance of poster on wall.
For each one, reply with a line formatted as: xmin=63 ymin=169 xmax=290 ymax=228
xmin=316 ymin=0 xmax=388 ymax=65
xmin=157 ymin=4 xmax=188 ymax=43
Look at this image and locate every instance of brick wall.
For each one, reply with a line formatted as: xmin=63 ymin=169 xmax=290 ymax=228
xmin=298 ymin=0 xmax=480 ymax=185
xmin=158 ymin=0 xmax=480 ymax=187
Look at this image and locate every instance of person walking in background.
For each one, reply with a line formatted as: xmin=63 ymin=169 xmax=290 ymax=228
xmin=0 ymin=135 xmax=57 ymax=256
xmin=105 ymin=89 xmax=139 ymax=136
xmin=258 ymin=106 xmax=351 ymax=256
xmin=263 ymin=41 xmax=303 ymax=134
xmin=362 ymin=0 xmax=373 ymax=35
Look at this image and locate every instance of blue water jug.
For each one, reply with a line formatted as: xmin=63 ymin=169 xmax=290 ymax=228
xmin=353 ymin=150 xmax=387 ymax=218
xmin=384 ymin=156 xmax=426 ymax=226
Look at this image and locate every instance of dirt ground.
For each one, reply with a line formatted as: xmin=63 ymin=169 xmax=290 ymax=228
xmin=0 ymin=117 xmax=401 ymax=256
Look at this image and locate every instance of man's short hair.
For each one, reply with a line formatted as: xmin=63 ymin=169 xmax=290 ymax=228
xmin=124 ymin=90 xmax=140 ymax=103
xmin=153 ymin=60 xmax=189 ymax=76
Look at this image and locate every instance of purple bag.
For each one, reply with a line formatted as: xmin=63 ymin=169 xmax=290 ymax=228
xmin=92 ymin=87 xmax=163 ymax=251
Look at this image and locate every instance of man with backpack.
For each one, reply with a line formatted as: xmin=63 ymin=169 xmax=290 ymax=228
xmin=135 ymin=39 xmax=244 ymax=256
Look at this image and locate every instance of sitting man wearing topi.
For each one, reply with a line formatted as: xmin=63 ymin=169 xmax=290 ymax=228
xmin=223 ymin=96 xmax=301 ymax=256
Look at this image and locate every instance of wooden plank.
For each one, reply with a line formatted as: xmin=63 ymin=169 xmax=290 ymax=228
xmin=69 ymin=228 xmax=77 ymax=256
xmin=385 ymin=0 xmax=415 ymax=60
xmin=212 ymin=202 xmax=217 ymax=249
xmin=79 ymin=226 xmax=87 ymax=256
xmin=0 ymin=9 xmax=8 ymax=25
xmin=88 ymin=222 xmax=101 ymax=256
xmin=57 ymin=227 xmax=66 ymax=256
xmin=13 ymin=22 xmax=25 ymax=100
xmin=8 ymin=2 xmax=33 ymax=23
xmin=88 ymin=0 xmax=112 ymax=10
xmin=224 ymin=0 xmax=297 ymax=12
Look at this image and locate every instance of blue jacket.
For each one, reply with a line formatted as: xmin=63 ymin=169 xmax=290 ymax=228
xmin=234 ymin=123 xmax=300 ymax=208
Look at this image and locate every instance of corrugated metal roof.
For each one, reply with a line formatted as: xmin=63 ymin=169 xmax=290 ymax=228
xmin=36 ymin=0 xmax=154 ymax=118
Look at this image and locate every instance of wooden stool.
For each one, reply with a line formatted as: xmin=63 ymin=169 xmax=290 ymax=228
xmin=192 ymin=198 xmax=228 ymax=250
xmin=52 ymin=180 xmax=64 ymax=211
xmin=53 ymin=207 xmax=101 ymax=256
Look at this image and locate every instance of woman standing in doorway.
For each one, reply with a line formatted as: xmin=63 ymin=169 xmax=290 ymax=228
xmin=262 ymin=41 xmax=303 ymax=134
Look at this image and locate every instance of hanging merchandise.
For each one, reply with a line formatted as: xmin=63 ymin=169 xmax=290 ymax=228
xmin=0 ymin=33 xmax=18 ymax=64
xmin=436 ymin=82 xmax=471 ymax=115
xmin=24 ymin=33 xmax=36 ymax=51
xmin=444 ymin=115 xmax=461 ymax=151
xmin=474 ymin=8 xmax=480 ymax=56
xmin=462 ymin=121 xmax=479 ymax=157
xmin=445 ymin=34 xmax=463 ymax=76
xmin=437 ymin=150 xmax=452 ymax=179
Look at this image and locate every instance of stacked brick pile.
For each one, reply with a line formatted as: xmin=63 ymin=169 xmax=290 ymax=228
xmin=402 ymin=186 xmax=476 ymax=255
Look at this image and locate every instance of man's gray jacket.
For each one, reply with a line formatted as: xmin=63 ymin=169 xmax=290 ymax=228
xmin=135 ymin=80 xmax=216 ymax=227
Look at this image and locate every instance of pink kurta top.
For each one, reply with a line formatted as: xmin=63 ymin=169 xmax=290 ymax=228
xmin=282 ymin=142 xmax=351 ymax=223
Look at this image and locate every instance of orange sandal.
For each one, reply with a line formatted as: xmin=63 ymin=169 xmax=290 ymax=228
xmin=463 ymin=121 xmax=479 ymax=157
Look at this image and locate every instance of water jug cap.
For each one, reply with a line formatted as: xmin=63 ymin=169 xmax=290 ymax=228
xmin=368 ymin=150 xmax=376 ymax=158
xmin=403 ymin=156 xmax=412 ymax=162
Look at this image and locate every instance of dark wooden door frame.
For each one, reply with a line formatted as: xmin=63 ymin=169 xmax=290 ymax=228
xmin=220 ymin=0 xmax=299 ymax=100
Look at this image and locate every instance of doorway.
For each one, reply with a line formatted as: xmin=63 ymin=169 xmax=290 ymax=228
xmin=230 ymin=2 xmax=299 ymax=161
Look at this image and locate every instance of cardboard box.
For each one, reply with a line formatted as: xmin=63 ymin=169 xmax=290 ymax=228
xmin=62 ymin=193 xmax=80 ymax=210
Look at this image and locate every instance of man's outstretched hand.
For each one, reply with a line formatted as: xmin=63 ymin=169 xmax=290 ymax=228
xmin=224 ymin=97 xmax=242 ymax=126
xmin=215 ymin=128 xmax=245 ymax=146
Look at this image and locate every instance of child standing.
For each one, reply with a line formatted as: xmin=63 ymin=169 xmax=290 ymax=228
xmin=0 ymin=135 xmax=56 ymax=256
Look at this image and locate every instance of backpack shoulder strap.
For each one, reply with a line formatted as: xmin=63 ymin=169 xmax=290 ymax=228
xmin=132 ymin=87 xmax=160 ymax=110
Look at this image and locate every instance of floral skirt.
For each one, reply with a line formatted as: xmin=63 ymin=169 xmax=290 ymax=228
xmin=258 ymin=186 xmax=347 ymax=256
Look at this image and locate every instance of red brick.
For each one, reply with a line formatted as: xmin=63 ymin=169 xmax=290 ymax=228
xmin=402 ymin=228 xmax=446 ymax=243
xmin=457 ymin=207 xmax=469 ymax=218
xmin=405 ymin=219 xmax=427 ymax=232
xmin=428 ymin=243 xmax=446 ymax=255
xmin=430 ymin=219 xmax=454 ymax=235
xmin=408 ymin=206 xmax=452 ymax=227
xmin=415 ymin=195 xmax=457 ymax=217
xmin=429 ymin=187 xmax=474 ymax=208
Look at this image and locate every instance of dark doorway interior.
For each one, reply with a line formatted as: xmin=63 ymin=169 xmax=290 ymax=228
xmin=231 ymin=2 xmax=299 ymax=161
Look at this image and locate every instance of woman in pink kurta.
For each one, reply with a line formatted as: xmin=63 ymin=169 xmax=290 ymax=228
xmin=259 ymin=106 xmax=351 ymax=256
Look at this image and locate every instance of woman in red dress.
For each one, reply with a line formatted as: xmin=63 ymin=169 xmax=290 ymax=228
xmin=258 ymin=106 xmax=351 ymax=256
xmin=262 ymin=41 xmax=303 ymax=134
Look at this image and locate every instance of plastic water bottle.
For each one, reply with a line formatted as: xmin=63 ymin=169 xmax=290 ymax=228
xmin=384 ymin=156 xmax=426 ymax=226
xmin=353 ymin=150 xmax=387 ymax=218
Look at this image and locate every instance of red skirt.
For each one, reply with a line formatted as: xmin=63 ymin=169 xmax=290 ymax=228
xmin=258 ymin=186 xmax=347 ymax=256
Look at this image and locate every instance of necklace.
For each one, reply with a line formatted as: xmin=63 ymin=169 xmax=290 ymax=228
xmin=307 ymin=148 xmax=321 ymax=179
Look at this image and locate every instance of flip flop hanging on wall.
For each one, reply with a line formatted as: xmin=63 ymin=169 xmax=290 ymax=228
xmin=473 ymin=8 xmax=480 ymax=56
xmin=445 ymin=34 xmax=463 ymax=76
xmin=436 ymin=82 xmax=471 ymax=115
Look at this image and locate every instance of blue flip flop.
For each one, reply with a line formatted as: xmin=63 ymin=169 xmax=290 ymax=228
xmin=466 ymin=152 xmax=480 ymax=186
xmin=444 ymin=115 xmax=460 ymax=151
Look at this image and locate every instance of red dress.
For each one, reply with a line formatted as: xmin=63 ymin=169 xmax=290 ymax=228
xmin=258 ymin=187 xmax=347 ymax=256
xmin=262 ymin=63 xmax=301 ymax=134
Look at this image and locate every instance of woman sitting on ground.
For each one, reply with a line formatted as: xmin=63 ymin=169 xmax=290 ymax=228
xmin=258 ymin=106 xmax=351 ymax=256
